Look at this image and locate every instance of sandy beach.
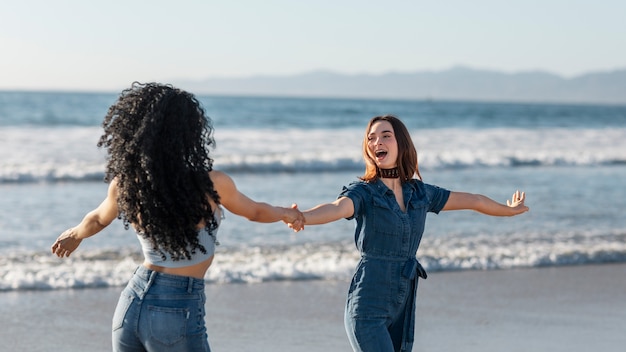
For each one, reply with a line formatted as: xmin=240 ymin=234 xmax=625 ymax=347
xmin=1 ymin=263 xmax=625 ymax=352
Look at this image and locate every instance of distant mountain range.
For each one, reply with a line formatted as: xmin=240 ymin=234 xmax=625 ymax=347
xmin=174 ymin=66 xmax=626 ymax=105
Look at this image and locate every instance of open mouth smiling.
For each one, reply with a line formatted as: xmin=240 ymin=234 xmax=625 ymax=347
xmin=375 ymin=150 xmax=387 ymax=159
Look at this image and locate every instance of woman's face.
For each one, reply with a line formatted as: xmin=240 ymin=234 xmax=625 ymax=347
xmin=367 ymin=120 xmax=398 ymax=169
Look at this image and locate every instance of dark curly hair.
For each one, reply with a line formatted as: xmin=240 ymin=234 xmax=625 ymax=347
xmin=97 ymin=82 xmax=220 ymax=261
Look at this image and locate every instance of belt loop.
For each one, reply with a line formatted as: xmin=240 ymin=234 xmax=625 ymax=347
xmin=187 ymin=277 xmax=194 ymax=293
xmin=140 ymin=269 xmax=157 ymax=300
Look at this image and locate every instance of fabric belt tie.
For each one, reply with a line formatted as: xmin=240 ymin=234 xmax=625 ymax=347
xmin=361 ymin=254 xmax=428 ymax=280
xmin=402 ymin=257 xmax=428 ymax=280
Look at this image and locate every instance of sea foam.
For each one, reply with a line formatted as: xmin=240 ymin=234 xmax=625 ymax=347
xmin=3 ymin=230 xmax=624 ymax=291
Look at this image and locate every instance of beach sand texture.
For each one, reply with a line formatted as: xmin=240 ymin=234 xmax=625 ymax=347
xmin=1 ymin=263 xmax=624 ymax=352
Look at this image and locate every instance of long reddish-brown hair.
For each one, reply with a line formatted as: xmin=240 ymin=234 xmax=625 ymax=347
xmin=360 ymin=115 xmax=422 ymax=183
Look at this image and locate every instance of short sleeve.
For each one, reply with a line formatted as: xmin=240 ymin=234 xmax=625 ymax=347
xmin=423 ymin=183 xmax=450 ymax=214
xmin=338 ymin=181 xmax=368 ymax=220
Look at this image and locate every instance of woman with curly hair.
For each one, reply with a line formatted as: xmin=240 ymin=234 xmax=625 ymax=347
xmin=287 ymin=115 xmax=528 ymax=352
xmin=51 ymin=82 xmax=303 ymax=352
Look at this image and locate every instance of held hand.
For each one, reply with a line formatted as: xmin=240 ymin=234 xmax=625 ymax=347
xmin=51 ymin=228 xmax=83 ymax=258
xmin=506 ymin=190 xmax=529 ymax=215
xmin=284 ymin=203 xmax=305 ymax=232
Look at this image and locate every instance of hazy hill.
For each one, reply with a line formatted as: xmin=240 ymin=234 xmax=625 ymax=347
xmin=174 ymin=66 xmax=626 ymax=105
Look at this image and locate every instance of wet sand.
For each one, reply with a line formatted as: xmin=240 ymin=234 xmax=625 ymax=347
xmin=1 ymin=263 xmax=624 ymax=352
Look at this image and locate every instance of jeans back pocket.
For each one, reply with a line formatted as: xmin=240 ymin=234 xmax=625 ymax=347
xmin=148 ymin=305 xmax=188 ymax=346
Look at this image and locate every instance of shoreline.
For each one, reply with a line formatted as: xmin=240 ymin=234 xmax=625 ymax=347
xmin=1 ymin=263 xmax=625 ymax=351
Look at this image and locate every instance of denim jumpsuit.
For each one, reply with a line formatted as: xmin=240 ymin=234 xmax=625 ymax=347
xmin=339 ymin=179 xmax=450 ymax=352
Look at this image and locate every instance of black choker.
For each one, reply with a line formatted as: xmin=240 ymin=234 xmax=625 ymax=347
xmin=379 ymin=167 xmax=399 ymax=178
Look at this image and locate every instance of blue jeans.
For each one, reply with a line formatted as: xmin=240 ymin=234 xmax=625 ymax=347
xmin=112 ymin=266 xmax=210 ymax=352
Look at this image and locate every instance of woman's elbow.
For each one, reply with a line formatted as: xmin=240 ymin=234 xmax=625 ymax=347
xmin=245 ymin=206 xmax=272 ymax=223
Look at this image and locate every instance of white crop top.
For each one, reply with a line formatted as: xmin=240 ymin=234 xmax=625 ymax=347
xmin=137 ymin=207 xmax=223 ymax=268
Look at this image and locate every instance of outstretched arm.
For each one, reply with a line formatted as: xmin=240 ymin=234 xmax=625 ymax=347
xmin=51 ymin=179 xmax=120 ymax=257
xmin=442 ymin=190 xmax=528 ymax=216
xmin=211 ymin=170 xmax=303 ymax=225
xmin=288 ymin=196 xmax=354 ymax=232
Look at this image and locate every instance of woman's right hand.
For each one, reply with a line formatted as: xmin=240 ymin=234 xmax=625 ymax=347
xmin=51 ymin=228 xmax=83 ymax=258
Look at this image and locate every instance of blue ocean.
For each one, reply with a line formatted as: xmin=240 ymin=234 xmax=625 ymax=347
xmin=1 ymin=91 xmax=625 ymax=291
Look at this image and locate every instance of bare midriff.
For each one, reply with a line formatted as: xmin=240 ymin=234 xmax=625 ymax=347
xmin=142 ymin=255 xmax=214 ymax=280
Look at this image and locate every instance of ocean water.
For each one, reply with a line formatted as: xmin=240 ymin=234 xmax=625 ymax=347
xmin=1 ymin=91 xmax=625 ymax=291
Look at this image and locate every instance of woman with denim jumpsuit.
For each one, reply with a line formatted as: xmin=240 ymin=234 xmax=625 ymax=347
xmin=289 ymin=115 xmax=528 ymax=352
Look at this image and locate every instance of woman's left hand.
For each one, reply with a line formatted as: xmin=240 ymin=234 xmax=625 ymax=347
xmin=506 ymin=190 xmax=529 ymax=214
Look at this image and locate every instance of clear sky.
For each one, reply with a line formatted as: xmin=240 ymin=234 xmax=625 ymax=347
xmin=1 ymin=0 xmax=624 ymax=92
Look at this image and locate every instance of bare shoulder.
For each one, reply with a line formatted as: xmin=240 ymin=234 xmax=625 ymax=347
xmin=107 ymin=177 xmax=120 ymax=197
xmin=209 ymin=170 xmax=236 ymax=193
xmin=209 ymin=170 xmax=231 ymax=185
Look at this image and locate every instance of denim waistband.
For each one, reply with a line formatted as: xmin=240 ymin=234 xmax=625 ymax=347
xmin=133 ymin=265 xmax=205 ymax=293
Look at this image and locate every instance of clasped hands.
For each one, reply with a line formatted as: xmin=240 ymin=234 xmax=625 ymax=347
xmin=284 ymin=203 xmax=305 ymax=232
